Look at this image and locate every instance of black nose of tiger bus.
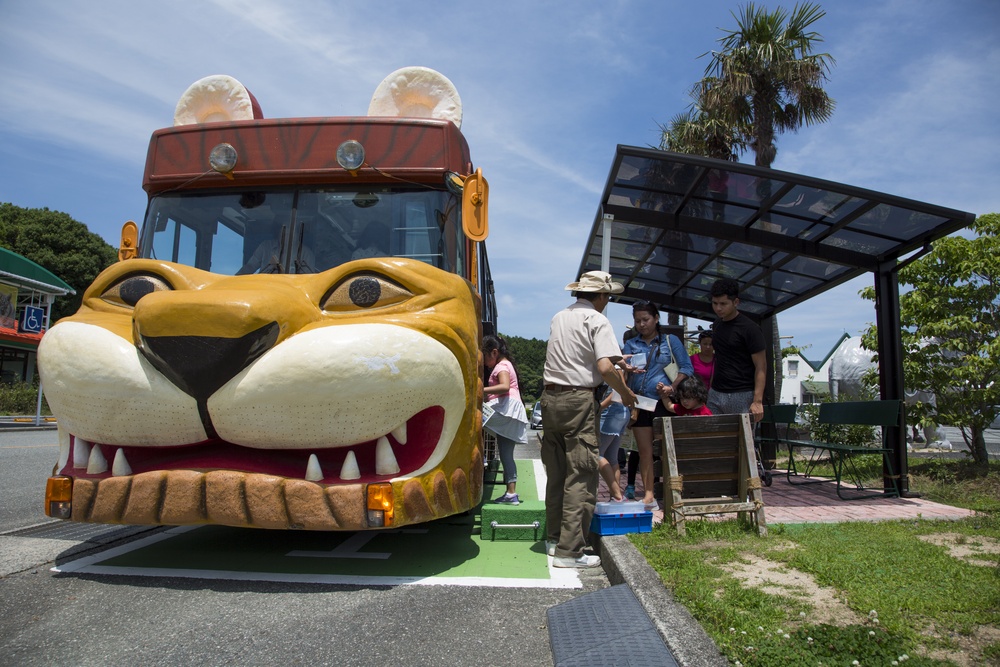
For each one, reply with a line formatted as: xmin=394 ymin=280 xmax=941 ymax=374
xmin=135 ymin=323 xmax=280 ymax=402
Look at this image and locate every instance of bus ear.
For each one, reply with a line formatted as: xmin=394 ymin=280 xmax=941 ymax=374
xmin=174 ymin=75 xmax=262 ymax=126
xmin=368 ymin=67 xmax=463 ymax=129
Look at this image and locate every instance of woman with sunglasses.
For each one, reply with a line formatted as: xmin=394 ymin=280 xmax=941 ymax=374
xmin=622 ymin=301 xmax=693 ymax=507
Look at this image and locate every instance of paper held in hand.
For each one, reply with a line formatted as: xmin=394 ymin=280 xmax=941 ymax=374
xmin=630 ymin=352 xmax=647 ymax=369
xmin=482 ymin=402 xmax=495 ymax=426
xmin=635 ymin=395 xmax=658 ymax=412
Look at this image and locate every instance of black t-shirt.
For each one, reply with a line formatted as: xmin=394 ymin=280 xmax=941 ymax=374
xmin=711 ymin=313 xmax=766 ymax=393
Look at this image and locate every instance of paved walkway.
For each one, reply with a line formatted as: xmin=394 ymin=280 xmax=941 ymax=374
xmin=749 ymin=472 xmax=977 ymax=523
xmin=595 ymin=466 xmax=976 ymax=525
xmin=526 ymin=430 xmax=976 ymax=526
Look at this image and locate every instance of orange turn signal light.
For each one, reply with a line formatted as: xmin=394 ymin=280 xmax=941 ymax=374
xmin=45 ymin=476 xmax=73 ymax=518
xmin=366 ymin=483 xmax=394 ymax=527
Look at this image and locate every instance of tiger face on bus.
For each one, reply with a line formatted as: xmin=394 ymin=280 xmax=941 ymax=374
xmin=38 ymin=256 xmax=485 ymax=529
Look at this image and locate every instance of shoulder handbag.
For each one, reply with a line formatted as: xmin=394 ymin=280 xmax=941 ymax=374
xmin=662 ymin=335 xmax=680 ymax=383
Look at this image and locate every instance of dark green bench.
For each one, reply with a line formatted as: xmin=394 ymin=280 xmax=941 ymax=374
xmin=786 ymin=400 xmax=902 ymax=500
xmin=757 ymin=403 xmax=799 ymax=454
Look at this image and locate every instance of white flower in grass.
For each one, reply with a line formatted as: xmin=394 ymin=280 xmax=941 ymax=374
xmin=869 ymin=609 xmax=878 ymax=618
xmin=872 ymin=618 xmax=879 ymax=625
xmin=892 ymin=662 xmax=899 ymax=666
xmin=729 ymin=627 xmax=736 ymax=633
xmin=783 ymin=634 xmax=791 ymax=639
xmin=852 ymin=661 xmax=860 ymax=666
xmin=807 ymin=637 xmax=814 ymax=643
xmin=799 ymin=611 xmax=806 ymax=618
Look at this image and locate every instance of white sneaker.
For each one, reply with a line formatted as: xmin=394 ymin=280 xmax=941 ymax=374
xmin=553 ymin=554 xmax=601 ymax=568
xmin=545 ymin=540 xmax=557 ymax=557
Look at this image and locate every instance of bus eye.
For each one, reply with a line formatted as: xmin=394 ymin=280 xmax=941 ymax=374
xmin=322 ymin=274 xmax=412 ymax=311
xmin=100 ymin=274 xmax=173 ymax=308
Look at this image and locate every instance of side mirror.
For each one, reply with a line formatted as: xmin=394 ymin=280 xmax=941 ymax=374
xmin=461 ymin=168 xmax=488 ymax=242
xmin=118 ymin=221 xmax=139 ymax=261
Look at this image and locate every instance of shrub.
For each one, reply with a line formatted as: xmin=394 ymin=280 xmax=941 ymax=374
xmin=0 ymin=380 xmax=50 ymax=415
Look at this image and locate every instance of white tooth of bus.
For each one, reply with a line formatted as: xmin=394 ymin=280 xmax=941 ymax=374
xmin=391 ymin=423 xmax=407 ymax=445
xmin=305 ymin=453 xmax=324 ymax=482
xmin=58 ymin=429 xmax=71 ymax=471
xmin=112 ymin=448 xmax=132 ymax=477
xmin=340 ymin=450 xmax=360 ymax=480
xmin=73 ymin=438 xmax=91 ymax=469
xmin=376 ymin=436 xmax=400 ymax=475
xmin=87 ymin=445 xmax=108 ymax=474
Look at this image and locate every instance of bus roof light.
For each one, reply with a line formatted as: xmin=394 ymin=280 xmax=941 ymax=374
xmin=337 ymin=140 xmax=366 ymax=173
xmin=209 ymin=143 xmax=238 ymax=178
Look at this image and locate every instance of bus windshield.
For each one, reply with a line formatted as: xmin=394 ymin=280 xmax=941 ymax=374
xmin=141 ymin=186 xmax=465 ymax=277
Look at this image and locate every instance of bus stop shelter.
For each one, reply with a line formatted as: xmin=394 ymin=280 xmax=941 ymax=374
xmin=577 ymin=146 xmax=976 ymax=495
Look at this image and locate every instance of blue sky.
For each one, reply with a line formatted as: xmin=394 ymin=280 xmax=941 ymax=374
xmin=2 ymin=0 xmax=998 ymax=363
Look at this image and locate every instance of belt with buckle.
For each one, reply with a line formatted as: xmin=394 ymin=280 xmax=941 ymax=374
xmin=544 ymin=384 xmax=594 ymax=393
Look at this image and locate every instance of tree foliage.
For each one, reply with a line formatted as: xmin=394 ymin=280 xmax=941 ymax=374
xmin=861 ymin=213 xmax=1000 ymax=467
xmin=0 ymin=203 xmax=118 ymax=322
xmin=502 ymin=334 xmax=547 ymax=405
xmin=658 ymin=102 xmax=744 ymax=161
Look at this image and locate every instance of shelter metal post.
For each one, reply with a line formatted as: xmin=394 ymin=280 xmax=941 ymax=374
xmin=875 ymin=261 xmax=908 ymax=495
xmin=600 ymin=213 xmax=613 ymax=273
xmin=758 ymin=314 xmax=777 ymax=469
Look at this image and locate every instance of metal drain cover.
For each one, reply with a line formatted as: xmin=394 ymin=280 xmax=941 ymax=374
xmin=547 ymin=584 xmax=678 ymax=666
xmin=3 ymin=521 xmax=158 ymax=544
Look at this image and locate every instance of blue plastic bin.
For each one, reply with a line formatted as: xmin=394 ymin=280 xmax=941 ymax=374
xmin=589 ymin=511 xmax=653 ymax=535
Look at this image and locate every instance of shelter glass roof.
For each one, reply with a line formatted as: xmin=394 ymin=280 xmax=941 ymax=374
xmin=579 ymin=147 xmax=975 ymax=322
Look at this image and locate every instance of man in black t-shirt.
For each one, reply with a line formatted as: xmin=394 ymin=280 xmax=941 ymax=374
xmin=707 ymin=278 xmax=767 ymax=422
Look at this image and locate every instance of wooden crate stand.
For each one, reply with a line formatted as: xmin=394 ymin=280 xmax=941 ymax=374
xmin=656 ymin=414 xmax=767 ymax=536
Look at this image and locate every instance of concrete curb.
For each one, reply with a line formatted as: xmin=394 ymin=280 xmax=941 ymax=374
xmin=0 ymin=424 xmax=57 ymax=432
xmin=598 ymin=534 xmax=729 ymax=667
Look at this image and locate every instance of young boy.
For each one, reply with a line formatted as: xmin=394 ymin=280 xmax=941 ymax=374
xmin=659 ymin=376 xmax=712 ymax=416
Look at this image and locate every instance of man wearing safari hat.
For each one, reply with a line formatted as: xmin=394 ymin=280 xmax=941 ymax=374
xmin=540 ymin=270 xmax=637 ymax=568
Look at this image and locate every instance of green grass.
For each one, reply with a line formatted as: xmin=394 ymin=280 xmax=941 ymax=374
xmin=631 ymin=458 xmax=1000 ymax=666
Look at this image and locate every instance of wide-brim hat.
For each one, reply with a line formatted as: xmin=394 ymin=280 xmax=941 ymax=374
xmin=565 ymin=270 xmax=624 ymax=294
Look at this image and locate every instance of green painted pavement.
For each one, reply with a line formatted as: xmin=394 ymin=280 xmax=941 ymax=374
xmin=56 ymin=460 xmax=577 ymax=587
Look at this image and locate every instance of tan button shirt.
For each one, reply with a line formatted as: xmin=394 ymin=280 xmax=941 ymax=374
xmin=543 ymin=300 xmax=623 ymax=388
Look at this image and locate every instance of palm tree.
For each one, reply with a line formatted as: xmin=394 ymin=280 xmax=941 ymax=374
xmin=700 ymin=2 xmax=835 ymax=168
xmin=698 ymin=2 xmax=836 ymax=402
xmin=658 ymin=92 xmax=744 ymax=162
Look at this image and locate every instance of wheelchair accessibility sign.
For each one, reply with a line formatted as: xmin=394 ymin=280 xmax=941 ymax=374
xmin=20 ymin=306 xmax=44 ymax=333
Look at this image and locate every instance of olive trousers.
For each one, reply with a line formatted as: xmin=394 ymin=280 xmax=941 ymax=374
xmin=539 ymin=388 xmax=600 ymax=558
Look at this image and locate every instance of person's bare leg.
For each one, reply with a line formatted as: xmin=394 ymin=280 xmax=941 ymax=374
xmin=634 ymin=426 xmax=656 ymax=505
xmin=599 ymin=457 xmax=623 ymax=500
